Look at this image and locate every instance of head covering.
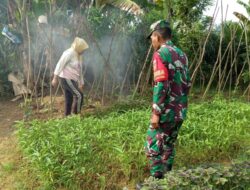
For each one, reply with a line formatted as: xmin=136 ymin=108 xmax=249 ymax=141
xmin=38 ymin=15 xmax=48 ymax=24
xmin=147 ymin=20 xmax=171 ymax=39
xmin=71 ymin=37 xmax=89 ymax=54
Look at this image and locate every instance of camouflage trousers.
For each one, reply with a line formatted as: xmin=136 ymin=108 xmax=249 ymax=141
xmin=145 ymin=121 xmax=183 ymax=177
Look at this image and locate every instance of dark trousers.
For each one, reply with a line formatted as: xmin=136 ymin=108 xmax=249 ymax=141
xmin=60 ymin=78 xmax=83 ymax=116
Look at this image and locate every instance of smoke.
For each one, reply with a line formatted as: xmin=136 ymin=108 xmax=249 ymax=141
xmin=30 ymin=25 xmax=71 ymax=61
xmin=29 ymin=20 xmax=135 ymax=88
xmin=17 ymin=8 xmax=140 ymax=97
xmin=84 ymin=34 xmax=133 ymax=84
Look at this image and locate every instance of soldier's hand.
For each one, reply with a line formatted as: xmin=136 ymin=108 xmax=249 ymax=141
xmin=151 ymin=113 xmax=159 ymax=129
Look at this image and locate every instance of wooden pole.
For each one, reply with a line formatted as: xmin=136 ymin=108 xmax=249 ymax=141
xmin=132 ymin=45 xmax=152 ymax=98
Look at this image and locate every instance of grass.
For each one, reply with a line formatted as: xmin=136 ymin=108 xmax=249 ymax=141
xmin=1 ymin=162 xmax=15 ymax=172
xmin=15 ymin=98 xmax=250 ymax=189
xmin=0 ymin=136 xmax=40 ymax=190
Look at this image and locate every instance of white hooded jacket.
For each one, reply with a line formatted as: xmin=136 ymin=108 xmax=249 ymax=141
xmin=54 ymin=37 xmax=89 ymax=85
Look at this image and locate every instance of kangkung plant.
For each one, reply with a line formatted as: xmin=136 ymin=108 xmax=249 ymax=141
xmin=16 ymin=98 xmax=250 ymax=189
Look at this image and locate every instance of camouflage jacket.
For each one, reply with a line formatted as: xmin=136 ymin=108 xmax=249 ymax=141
xmin=152 ymin=40 xmax=191 ymax=122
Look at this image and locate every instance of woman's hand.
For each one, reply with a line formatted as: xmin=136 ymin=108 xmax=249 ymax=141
xmin=79 ymin=84 xmax=84 ymax=93
xmin=52 ymin=76 xmax=58 ymax=87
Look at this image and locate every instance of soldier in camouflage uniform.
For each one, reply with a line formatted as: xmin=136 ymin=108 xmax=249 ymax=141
xmin=145 ymin=20 xmax=191 ymax=179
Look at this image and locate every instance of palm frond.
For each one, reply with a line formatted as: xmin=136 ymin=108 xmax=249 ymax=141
xmin=237 ymin=0 xmax=250 ymax=15
xmin=112 ymin=0 xmax=143 ymax=15
xmin=233 ymin=12 xmax=250 ymax=25
xmin=97 ymin=0 xmax=143 ymax=15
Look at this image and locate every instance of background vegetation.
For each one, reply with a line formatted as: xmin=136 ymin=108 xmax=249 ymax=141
xmin=0 ymin=0 xmax=249 ymax=101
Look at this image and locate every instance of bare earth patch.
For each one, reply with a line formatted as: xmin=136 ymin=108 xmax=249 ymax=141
xmin=0 ymin=100 xmax=23 ymax=189
xmin=0 ymin=100 xmax=23 ymax=137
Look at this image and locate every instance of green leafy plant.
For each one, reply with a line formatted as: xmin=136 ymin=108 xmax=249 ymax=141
xmin=16 ymin=98 xmax=250 ymax=189
xmin=141 ymin=161 xmax=250 ymax=190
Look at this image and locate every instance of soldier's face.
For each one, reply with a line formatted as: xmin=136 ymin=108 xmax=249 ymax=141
xmin=151 ymin=32 xmax=161 ymax=50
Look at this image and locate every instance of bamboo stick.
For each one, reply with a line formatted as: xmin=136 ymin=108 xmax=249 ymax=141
xmin=133 ymin=45 xmax=152 ymax=98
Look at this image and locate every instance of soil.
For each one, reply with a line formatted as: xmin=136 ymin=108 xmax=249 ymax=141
xmin=0 ymin=99 xmax=23 ymax=189
xmin=0 ymin=100 xmax=23 ymax=137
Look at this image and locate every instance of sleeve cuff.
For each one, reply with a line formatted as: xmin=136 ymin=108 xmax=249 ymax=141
xmin=152 ymin=103 xmax=161 ymax=115
xmin=79 ymin=80 xmax=84 ymax=86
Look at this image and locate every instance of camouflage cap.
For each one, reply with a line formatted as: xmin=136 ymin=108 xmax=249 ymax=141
xmin=147 ymin=20 xmax=171 ymax=39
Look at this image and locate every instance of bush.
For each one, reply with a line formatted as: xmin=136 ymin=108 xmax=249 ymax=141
xmin=141 ymin=161 xmax=250 ymax=190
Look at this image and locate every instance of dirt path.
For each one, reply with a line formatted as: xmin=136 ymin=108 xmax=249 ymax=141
xmin=0 ymin=100 xmax=25 ymax=189
xmin=0 ymin=100 xmax=23 ymax=137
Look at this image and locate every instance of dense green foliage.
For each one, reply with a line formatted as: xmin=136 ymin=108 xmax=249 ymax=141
xmin=1 ymin=0 xmax=249 ymax=98
xmin=142 ymin=161 xmax=250 ymax=190
xmin=177 ymin=97 xmax=250 ymax=165
xmin=16 ymin=99 xmax=250 ymax=189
